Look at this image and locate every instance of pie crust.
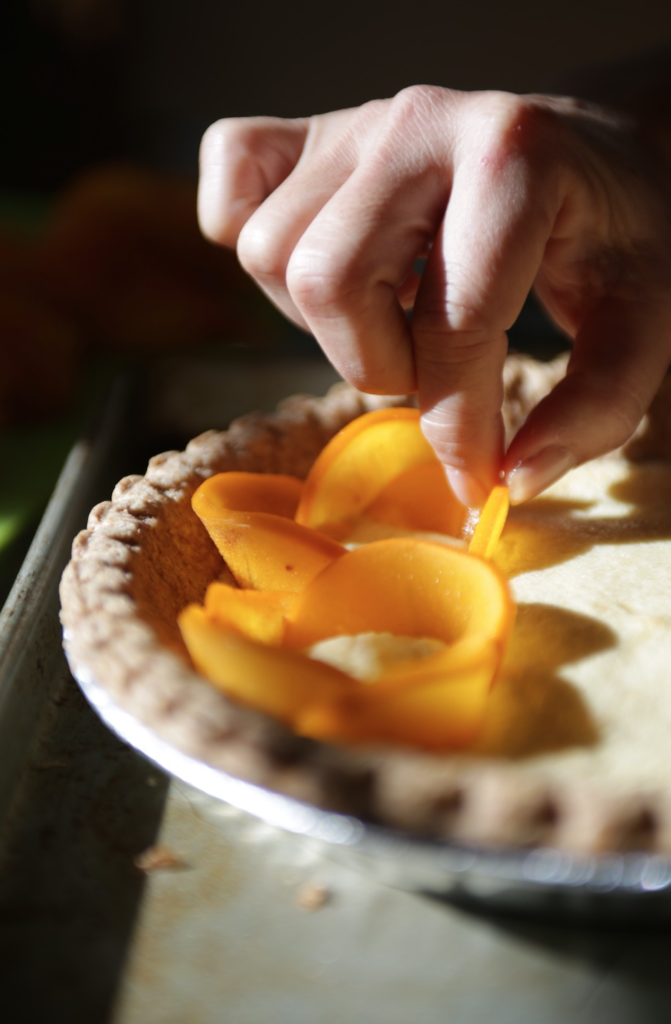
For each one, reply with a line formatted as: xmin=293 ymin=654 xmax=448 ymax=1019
xmin=60 ymin=354 xmax=671 ymax=855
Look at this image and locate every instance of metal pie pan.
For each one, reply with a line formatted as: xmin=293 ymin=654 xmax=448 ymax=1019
xmin=55 ymin=358 xmax=671 ymax=922
xmin=67 ymin=642 xmax=671 ymax=922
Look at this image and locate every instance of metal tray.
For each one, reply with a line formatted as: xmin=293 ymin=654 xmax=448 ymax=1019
xmin=4 ymin=349 xmax=671 ymax=1024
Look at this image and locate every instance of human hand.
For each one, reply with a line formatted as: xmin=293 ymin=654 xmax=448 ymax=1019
xmin=197 ymin=87 xmax=671 ymax=506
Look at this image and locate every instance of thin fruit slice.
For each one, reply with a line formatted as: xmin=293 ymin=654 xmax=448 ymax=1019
xmin=284 ymin=538 xmax=515 ymax=652
xmin=365 ymin=460 xmax=465 ymax=536
xmin=468 ymin=485 xmax=510 ymax=559
xmin=298 ymin=638 xmax=499 ymax=749
xmin=295 ymin=408 xmax=459 ymax=538
xmin=193 ymin=472 xmax=304 ymax=519
xmin=204 ymin=583 xmax=296 ymax=645
xmin=178 ymin=604 xmax=352 ymax=725
xmin=181 ymin=538 xmax=515 ymax=751
xmin=192 ymin=472 xmax=344 ymax=591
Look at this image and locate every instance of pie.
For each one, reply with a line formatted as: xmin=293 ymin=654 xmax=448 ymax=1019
xmin=59 ymin=353 xmax=671 ymax=855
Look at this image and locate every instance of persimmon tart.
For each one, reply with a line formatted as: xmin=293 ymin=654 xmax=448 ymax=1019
xmin=60 ymin=354 xmax=671 ymax=855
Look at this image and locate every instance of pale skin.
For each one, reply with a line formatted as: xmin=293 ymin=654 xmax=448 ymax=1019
xmin=197 ymin=85 xmax=671 ymax=507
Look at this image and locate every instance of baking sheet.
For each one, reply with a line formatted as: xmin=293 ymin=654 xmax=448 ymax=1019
xmin=0 ymin=376 xmax=133 ymax=830
xmin=4 ymin=348 xmax=671 ymax=1023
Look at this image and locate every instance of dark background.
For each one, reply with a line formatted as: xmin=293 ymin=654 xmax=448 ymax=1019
xmin=5 ymin=0 xmax=671 ymax=192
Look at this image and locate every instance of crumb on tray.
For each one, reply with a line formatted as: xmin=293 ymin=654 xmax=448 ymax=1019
xmin=134 ymin=845 xmax=189 ymax=872
xmin=296 ymin=882 xmax=331 ymax=910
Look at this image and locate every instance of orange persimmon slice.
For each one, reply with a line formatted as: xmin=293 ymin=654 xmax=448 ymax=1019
xmin=284 ymin=538 xmax=515 ymax=652
xmin=298 ymin=637 xmax=499 ymax=749
xmin=194 ymin=472 xmax=304 ymax=519
xmin=468 ymin=485 xmax=510 ymax=559
xmin=295 ymin=408 xmax=463 ymax=539
xmin=204 ymin=583 xmax=296 ymax=645
xmin=180 ymin=537 xmax=515 ymax=750
xmin=365 ymin=460 xmax=466 ymax=536
xmin=192 ymin=472 xmax=344 ymax=591
xmin=178 ymin=604 xmax=352 ymax=725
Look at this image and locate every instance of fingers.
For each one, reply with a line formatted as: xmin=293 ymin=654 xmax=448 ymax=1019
xmin=198 ymin=116 xmax=309 ymax=248
xmin=233 ymin=96 xmax=452 ymax=389
xmin=505 ymin=294 xmax=671 ymax=503
xmin=413 ymin=106 xmax=559 ymax=505
xmin=234 ymin=110 xmax=374 ymax=334
xmin=198 ymin=92 xmax=671 ymax=511
xmin=282 ymin=159 xmax=450 ymax=392
xmin=195 ymin=94 xmax=564 ymax=504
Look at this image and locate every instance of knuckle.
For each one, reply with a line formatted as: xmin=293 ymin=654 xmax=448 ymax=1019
xmin=334 ymin=349 xmax=414 ymax=396
xmin=414 ymin=287 xmax=491 ymax=336
xmin=461 ymin=92 xmax=556 ymax=171
xmin=351 ymin=97 xmax=389 ymax=129
xmin=421 ymin=408 xmax=491 ymax=469
xmin=236 ymin=220 xmax=287 ymax=283
xmin=341 ymin=363 xmax=380 ymax=393
xmin=390 ymin=84 xmax=451 ymax=122
xmin=381 ymin=86 xmax=454 ymax=153
xmin=592 ymin=378 xmax=647 ymax=448
xmin=559 ymin=368 xmax=648 ymax=456
xmin=469 ymin=91 xmax=526 ymax=137
xmin=445 ymin=300 xmax=490 ymax=335
xmin=286 ymin=248 xmax=361 ymax=316
xmin=419 ymin=337 xmax=497 ymax=397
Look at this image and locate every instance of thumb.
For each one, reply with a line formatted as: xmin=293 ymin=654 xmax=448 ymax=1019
xmin=198 ymin=116 xmax=308 ymax=248
xmin=504 ymin=294 xmax=671 ymax=502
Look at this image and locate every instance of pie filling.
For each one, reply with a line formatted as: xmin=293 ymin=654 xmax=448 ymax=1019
xmin=59 ymin=357 xmax=671 ymax=853
xmin=179 ymin=408 xmax=513 ymax=751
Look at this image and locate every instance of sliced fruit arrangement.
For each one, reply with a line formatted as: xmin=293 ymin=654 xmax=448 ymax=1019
xmin=295 ymin=407 xmax=465 ymax=539
xmin=192 ymin=472 xmax=344 ymax=592
xmin=180 ymin=408 xmax=513 ymax=750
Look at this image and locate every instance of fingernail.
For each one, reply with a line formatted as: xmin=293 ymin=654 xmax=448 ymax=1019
xmin=507 ymin=446 xmax=577 ymax=505
xmin=445 ymin=468 xmax=490 ymax=509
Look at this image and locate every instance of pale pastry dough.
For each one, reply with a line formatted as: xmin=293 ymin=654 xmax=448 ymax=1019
xmin=307 ymin=632 xmax=446 ymax=682
xmin=60 ymin=356 xmax=671 ymax=854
